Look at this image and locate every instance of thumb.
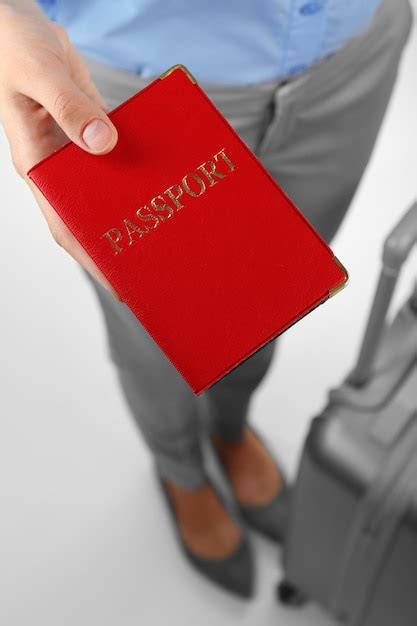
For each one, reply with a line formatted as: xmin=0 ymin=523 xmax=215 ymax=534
xmin=31 ymin=70 xmax=118 ymax=154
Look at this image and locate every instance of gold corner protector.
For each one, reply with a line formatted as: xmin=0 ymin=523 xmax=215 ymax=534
xmin=159 ymin=64 xmax=197 ymax=84
xmin=329 ymin=256 xmax=349 ymax=298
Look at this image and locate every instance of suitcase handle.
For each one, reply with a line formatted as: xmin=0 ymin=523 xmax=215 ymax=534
xmin=348 ymin=200 xmax=417 ymax=386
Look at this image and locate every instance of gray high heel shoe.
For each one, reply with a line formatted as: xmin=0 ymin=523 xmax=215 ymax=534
xmin=156 ymin=472 xmax=255 ymax=598
xmin=211 ymin=427 xmax=290 ymax=543
xmin=239 ymin=481 xmax=290 ymax=543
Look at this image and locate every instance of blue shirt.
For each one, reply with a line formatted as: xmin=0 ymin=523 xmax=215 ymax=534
xmin=37 ymin=0 xmax=383 ymax=85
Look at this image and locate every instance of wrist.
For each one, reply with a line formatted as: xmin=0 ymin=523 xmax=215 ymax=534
xmin=0 ymin=1 xmax=44 ymax=19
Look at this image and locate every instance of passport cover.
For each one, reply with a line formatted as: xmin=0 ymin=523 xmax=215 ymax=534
xmin=27 ymin=64 xmax=348 ymax=395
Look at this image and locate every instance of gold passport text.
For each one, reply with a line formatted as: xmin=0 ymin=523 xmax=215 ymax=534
xmin=102 ymin=148 xmax=236 ymax=255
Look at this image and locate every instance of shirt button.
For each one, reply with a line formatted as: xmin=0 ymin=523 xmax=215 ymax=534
xmin=299 ymin=1 xmax=324 ymax=16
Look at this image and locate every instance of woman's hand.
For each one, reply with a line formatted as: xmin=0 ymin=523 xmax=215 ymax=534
xmin=0 ymin=3 xmax=120 ymax=295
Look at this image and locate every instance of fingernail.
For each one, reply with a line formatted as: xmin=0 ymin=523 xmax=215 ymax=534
xmin=82 ymin=118 xmax=114 ymax=152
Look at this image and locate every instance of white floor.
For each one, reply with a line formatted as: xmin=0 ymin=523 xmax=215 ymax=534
xmin=1 ymin=11 xmax=416 ymax=626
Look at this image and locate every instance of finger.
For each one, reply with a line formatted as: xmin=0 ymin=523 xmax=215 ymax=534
xmin=65 ymin=45 xmax=110 ymax=112
xmin=24 ymin=69 xmax=118 ymax=154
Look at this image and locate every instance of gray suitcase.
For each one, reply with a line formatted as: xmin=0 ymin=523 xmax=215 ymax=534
xmin=279 ymin=201 xmax=417 ymax=626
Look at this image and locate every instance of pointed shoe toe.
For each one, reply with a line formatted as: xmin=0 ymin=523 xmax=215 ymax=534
xmin=186 ymin=536 xmax=254 ymax=598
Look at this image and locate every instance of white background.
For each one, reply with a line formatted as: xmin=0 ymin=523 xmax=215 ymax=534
xmin=1 ymin=5 xmax=416 ymax=625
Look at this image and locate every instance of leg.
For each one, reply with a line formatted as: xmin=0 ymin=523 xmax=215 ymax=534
xmin=257 ymin=0 xmax=413 ymax=244
xmin=79 ymin=62 xmax=264 ymax=594
xmin=211 ymin=0 xmax=413 ymax=539
xmin=83 ymin=267 xmax=211 ymax=488
xmin=210 ymin=0 xmax=413 ymax=443
xmin=83 ymin=267 xmax=255 ymax=595
xmin=78 ymin=62 xmax=287 ymax=588
xmin=207 ymin=340 xmax=278 ymax=442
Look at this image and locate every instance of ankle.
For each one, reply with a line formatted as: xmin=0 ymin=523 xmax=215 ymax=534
xmin=212 ymin=427 xmax=283 ymax=506
xmin=213 ymin=429 xmax=247 ymax=454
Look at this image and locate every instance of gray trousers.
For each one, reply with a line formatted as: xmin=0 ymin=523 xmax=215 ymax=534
xmin=81 ymin=0 xmax=413 ymax=488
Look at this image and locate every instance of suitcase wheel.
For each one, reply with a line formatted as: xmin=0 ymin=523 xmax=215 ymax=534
xmin=277 ymin=580 xmax=307 ymax=606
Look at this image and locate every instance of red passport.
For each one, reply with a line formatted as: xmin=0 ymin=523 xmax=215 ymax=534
xmin=28 ymin=64 xmax=348 ymax=394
